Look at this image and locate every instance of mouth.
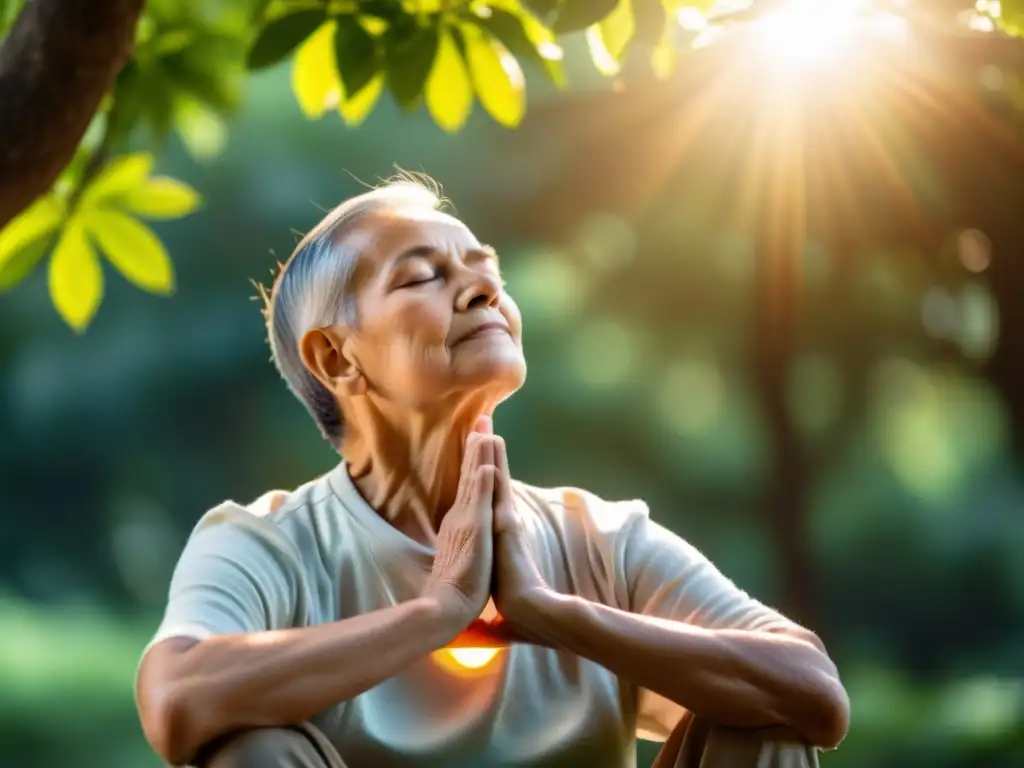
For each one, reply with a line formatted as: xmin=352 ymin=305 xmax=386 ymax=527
xmin=456 ymin=322 xmax=510 ymax=344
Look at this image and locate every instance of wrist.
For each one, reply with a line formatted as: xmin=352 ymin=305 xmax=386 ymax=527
xmin=419 ymin=591 xmax=474 ymax=645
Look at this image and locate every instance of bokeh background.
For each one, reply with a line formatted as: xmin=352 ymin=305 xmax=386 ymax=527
xmin=2 ymin=5 xmax=1024 ymax=768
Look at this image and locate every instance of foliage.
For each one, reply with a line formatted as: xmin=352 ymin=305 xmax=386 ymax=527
xmin=1 ymin=0 xmax=1024 ymax=330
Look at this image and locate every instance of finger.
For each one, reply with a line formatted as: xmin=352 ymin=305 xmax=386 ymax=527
xmin=475 ymin=432 xmax=497 ymax=471
xmin=494 ymin=436 xmax=511 ymax=504
xmin=454 ymin=432 xmax=480 ymax=509
xmin=476 ymin=414 xmax=493 ymax=435
xmin=472 ymin=465 xmax=497 ymax=522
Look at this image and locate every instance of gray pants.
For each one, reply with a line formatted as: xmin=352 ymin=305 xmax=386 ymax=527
xmin=202 ymin=713 xmax=820 ymax=768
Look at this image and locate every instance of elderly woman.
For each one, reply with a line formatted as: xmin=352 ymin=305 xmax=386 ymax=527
xmin=135 ymin=179 xmax=849 ymax=768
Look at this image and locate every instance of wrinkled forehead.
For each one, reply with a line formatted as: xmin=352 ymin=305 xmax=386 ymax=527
xmin=344 ymin=208 xmax=483 ymax=272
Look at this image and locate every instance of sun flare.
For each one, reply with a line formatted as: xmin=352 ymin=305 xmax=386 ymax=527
xmin=756 ymin=0 xmax=864 ymax=66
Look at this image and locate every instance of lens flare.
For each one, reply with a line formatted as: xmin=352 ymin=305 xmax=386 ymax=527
xmin=756 ymin=0 xmax=864 ymax=66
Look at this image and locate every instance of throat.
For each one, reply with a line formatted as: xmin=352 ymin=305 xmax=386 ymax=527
xmin=345 ymin=426 xmax=467 ymax=545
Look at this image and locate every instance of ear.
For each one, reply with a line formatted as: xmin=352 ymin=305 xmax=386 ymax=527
xmin=299 ymin=325 xmax=367 ymax=397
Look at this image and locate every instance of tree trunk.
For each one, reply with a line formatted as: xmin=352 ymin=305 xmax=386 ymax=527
xmin=0 ymin=0 xmax=144 ymax=229
xmin=751 ymin=90 xmax=816 ymax=627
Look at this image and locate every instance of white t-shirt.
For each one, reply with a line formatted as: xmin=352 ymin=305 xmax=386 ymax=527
xmin=145 ymin=462 xmax=791 ymax=768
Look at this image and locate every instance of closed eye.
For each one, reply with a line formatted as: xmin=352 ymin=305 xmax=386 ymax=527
xmin=399 ymin=273 xmax=440 ymax=289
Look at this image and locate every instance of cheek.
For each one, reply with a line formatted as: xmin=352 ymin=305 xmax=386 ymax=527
xmin=501 ymin=294 xmax=523 ymax=340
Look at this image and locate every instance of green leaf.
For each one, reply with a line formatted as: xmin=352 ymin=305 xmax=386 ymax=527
xmin=475 ymin=6 xmax=565 ymax=88
xmin=161 ymin=33 xmax=246 ymax=113
xmin=83 ymin=210 xmax=176 ymax=295
xmin=0 ymin=195 xmax=63 ymax=265
xmin=523 ymin=0 xmax=559 ymax=22
xmin=0 ymin=235 xmax=51 ymax=293
xmin=461 ymin=24 xmax=525 ymax=128
xmin=48 ymin=219 xmax=103 ymax=333
xmin=0 ymin=196 xmax=63 ymax=292
xmin=81 ymin=153 xmax=154 ymax=207
xmin=248 ymin=9 xmax=327 ymax=70
xmin=650 ymin=16 xmax=678 ymax=80
xmin=340 ymin=73 xmax=385 ymax=126
xmin=126 ymin=177 xmax=202 ymax=220
xmin=998 ymin=0 xmax=1024 ymax=36
xmin=597 ymin=0 xmax=634 ymax=60
xmin=292 ymin=20 xmax=342 ymax=118
xmin=552 ymin=0 xmax=618 ymax=33
xmin=335 ymin=15 xmax=379 ymax=99
xmin=425 ymin=26 xmax=473 ymax=133
xmin=384 ymin=18 xmax=440 ymax=110
xmin=174 ymin=96 xmax=229 ymax=160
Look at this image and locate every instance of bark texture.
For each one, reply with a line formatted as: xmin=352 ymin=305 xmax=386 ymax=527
xmin=0 ymin=0 xmax=144 ymax=228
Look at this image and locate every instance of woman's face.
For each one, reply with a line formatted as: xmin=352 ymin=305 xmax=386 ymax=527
xmin=341 ymin=208 xmax=525 ymax=411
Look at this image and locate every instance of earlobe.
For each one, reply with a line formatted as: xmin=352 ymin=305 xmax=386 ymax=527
xmin=298 ymin=327 xmax=366 ymax=396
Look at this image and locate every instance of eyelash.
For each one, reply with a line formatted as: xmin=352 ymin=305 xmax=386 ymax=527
xmin=398 ymin=265 xmax=504 ymax=290
xmin=401 ymin=273 xmax=440 ymax=288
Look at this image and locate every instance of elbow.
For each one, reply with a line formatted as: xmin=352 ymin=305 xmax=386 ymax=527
xmin=803 ymin=674 xmax=850 ymax=751
xmin=139 ymin=684 xmax=199 ymax=766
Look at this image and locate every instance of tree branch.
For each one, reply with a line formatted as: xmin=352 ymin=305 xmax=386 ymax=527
xmin=0 ymin=0 xmax=144 ymax=229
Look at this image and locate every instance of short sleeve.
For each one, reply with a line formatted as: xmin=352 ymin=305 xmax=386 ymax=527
xmin=619 ymin=503 xmax=797 ymax=740
xmin=144 ymin=502 xmax=302 ymax=653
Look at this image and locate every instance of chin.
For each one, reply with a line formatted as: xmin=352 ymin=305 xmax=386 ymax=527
xmin=460 ymin=358 xmax=527 ymax=399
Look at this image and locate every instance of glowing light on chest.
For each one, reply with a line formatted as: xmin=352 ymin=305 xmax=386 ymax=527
xmin=446 ymin=647 xmax=502 ymax=669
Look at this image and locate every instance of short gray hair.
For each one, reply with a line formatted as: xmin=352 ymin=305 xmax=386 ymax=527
xmin=262 ymin=176 xmax=445 ymax=449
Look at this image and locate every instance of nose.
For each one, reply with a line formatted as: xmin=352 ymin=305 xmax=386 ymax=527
xmin=455 ymin=269 xmax=501 ymax=312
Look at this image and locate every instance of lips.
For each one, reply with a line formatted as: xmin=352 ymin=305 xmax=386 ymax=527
xmin=456 ymin=322 xmax=510 ymax=344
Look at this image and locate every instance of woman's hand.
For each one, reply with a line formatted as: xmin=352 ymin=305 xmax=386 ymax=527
xmin=491 ymin=435 xmax=552 ymax=639
xmin=423 ymin=416 xmax=499 ymax=638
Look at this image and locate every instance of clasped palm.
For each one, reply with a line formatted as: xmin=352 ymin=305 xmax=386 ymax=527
xmin=424 ymin=415 xmax=549 ymax=648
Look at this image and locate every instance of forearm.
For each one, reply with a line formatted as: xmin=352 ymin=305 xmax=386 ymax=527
xmin=145 ymin=597 xmax=456 ymax=764
xmin=525 ymin=591 xmax=849 ymax=749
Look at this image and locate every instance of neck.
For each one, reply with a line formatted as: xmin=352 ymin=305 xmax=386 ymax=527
xmin=343 ymin=397 xmax=492 ymax=545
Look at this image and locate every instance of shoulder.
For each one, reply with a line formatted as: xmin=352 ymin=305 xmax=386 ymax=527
xmin=185 ymin=475 xmax=333 ymax=565
xmin=511 ymin=480 xmax=651 ymax=537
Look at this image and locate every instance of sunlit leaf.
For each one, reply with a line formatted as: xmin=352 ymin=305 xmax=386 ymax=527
xmin=126 ymin=177 xmax=202 ymax=220
xmin=384 ymin=19 xmax=440 ymax=109
xmin=0 ymin=195 xmax=63 ymax=266
xmin=0 ymin=195 xmax=63 ymax=292
xmin=150 ymin=29 xmax=194 ymax=57
xmin=292 ymin=20 xmax=342 ymax=118
xmin=403 ymin=0 xmax=447 ymax=12
xmin=335 ymin=15 xmax=380 ymax=99
xmin=48 ymin=219 xmax=103 ymax=333
xmin=997 ymin=0 xmax=1024 ymax=36
xmin=339 ymin=73 xmax=385 ymax=126
xmin=650 ymin=21 xmax=678 ymax=80
xmin=83 ymin=210 xmax=175 ymax=295
xmin=425 ymin=26 xmax=473 ymax=133
xmin=597 ymin=0 xmax=634 ymax=60
xmin=0 ymin=237 xmax=51 ymax=293
xmin=552 ymin=0 xmax=619 ymax=33
xmin=585 ymin=28 xmax=620 ymax=76
xmin=475 ymin=5 xmax=565 ymax=88
xmin=81 ymin=153 xmax=154 ymax=207
xmin=462 ymin=24 xmax=525 ymax=128
xmin=248 ymin=9 xmax=327 ymax=70
xmin=523 ymin=0 xmax=559 ymax=21
xmin=174 ymin=95 xmax=229 ymax=160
